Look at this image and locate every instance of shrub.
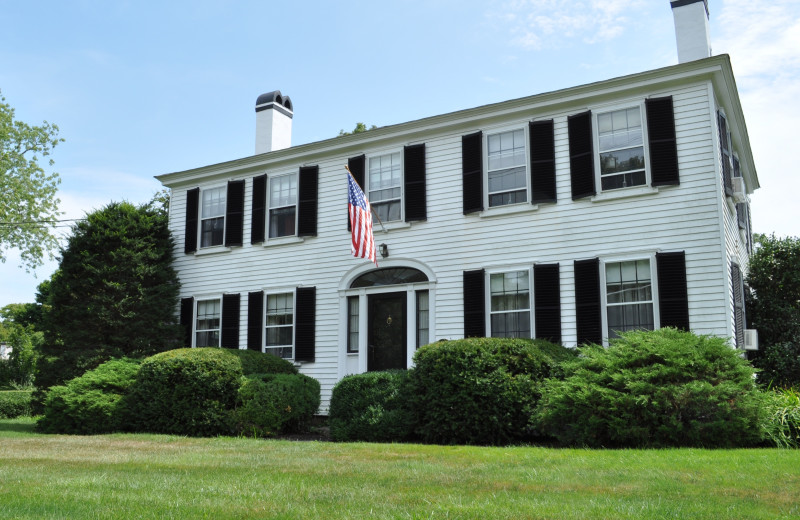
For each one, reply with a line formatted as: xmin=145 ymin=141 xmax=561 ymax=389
xmin=761 ymin=387 xmax=800 ymax=448
xmin=226 ymin=348 xmax=298 ymax=376
xmin=328 ymin=370 xmax=414 ymax=442
xmin=36 ymin=358 xmax=141 ymax=434
xmin=0 ymin=390 xmax=33 ymax=418
xmin=234 ymin=373 xmax=320 ymax=438
xmin=535 ymin=328 xmax=766 ymax=448
xmin=754 ymin=341 xmax=800 ymax=389
xmin=407 ymin=337 xmax=571 ymax=445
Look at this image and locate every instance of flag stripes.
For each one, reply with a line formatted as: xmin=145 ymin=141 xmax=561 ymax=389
xmin=347 ymin=171 xmax=377 ymax=265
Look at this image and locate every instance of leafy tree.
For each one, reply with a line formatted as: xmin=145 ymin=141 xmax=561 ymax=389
xmin=34 ymin=198 xmax=182 ymax=400
xmin=0 ymin=90 xmax=63 ymax=271
xmin=338 ymin=122 xmax=377 ymax=136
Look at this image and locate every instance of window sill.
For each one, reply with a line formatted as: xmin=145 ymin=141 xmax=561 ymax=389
xmin=346 ymin=351 xmax=359 ymax=356
xmin=375 ymin=221 xmax=412 ymax=233
xmin=263 ymin=236 xmax=305 ymax=248
xmin=195 ymin=246 xmax=232 ymax=256
xmin=591 ymin=186 xmax=659 ymax=202
xmin=478 ymin=203 xmax=538 ymax=219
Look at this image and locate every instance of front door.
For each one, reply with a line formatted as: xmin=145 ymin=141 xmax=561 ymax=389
xmin=368 ymin=292 xmax=407 ymax=371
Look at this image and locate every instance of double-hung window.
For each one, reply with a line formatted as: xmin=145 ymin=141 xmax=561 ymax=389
xmin=486 ymin=128 xmax=528 ymax=207
xmin=596 ymin=106 xmax=647 ymax=191
xmin=489 ymin=270 xmax=531 ymax=338
xmin=265 ymin=292 xmax=294 ymax=359
xmin=200 ymin=187 xmax=226 ymax=247
xmin=604 ymin=259 xmax=654 ymax=338
xmin=268 ymin=173 xmax=297 ymax=238
xmin=368 ymin=152 xmax=402 ymax=222
xmin=195 ymin=298 xmax=221 ymax=347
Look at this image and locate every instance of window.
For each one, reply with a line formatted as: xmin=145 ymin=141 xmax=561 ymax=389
xmin=347 ymin=296 xmax=359 ymax=353
xmin=195 ymin=299 xmax=221 ymax=347
xmin=604 ymin=259 xmax=654 ymax=338
xmin=368 ymin=152 xmax=402 ymax=222
xmin=200 ymin=187 xmax=226 ymax=247
xmin=489 ymin=271 xmax=531 ymax=338
xmin=268 ymin=173 xmax=297 ymax=238
xmin=417 ymin=290 xmax=429 ymax=347
xmin=597 ymin=106 xmax=646 ymax=191
xmin=487 ymin=128 xmax=528 ymax=207
xmin=265 ymin=292 xmax=294 ymax=359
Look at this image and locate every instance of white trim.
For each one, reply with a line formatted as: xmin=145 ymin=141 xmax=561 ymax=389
xmin=482 ymin=123 xmax=531 ymax=210
xmin=366 ymin=148 xmax=405 ymax=224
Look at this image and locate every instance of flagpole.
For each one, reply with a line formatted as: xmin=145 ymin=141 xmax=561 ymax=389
xmin=345 ymin=165 xmax=387 ymax=233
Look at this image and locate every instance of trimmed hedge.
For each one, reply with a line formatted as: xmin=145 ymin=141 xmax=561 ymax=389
xmin=534 ymin=328 xmax=766 ymax=448
xmin=407 ymin=337 xmax=573 ymax=445
xmin=328 ymin=370 xmax=413 ymax=442
xmin=235 ymin=373 xmax=320 ymax=438
xmin=36 ymin=358 xmax=141 ymax=434
xmin=0 ymin=390 xmax=33 ymax=418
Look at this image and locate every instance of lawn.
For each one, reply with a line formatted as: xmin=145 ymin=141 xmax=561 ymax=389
xmin=1 ymin=417 xmax=799 ymax=519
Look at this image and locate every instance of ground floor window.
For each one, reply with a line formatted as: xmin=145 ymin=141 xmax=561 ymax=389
xmin=347 ymin=296 xmax=359 ymax=353
xmin=489 ymin=270 xmax=531 ymax=338
xmin=196 ymin=299 xmax=221 ymax=347
xmin=605 ymin=259 xmax=654 ymax=338
xmin=266 ymin=292 xmax=294 ymax=359
xmin=417 ymin=290 xmax=429 ymax=347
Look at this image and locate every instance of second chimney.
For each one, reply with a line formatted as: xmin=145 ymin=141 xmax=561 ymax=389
xmin=671 ymin=0 xmax=712 ymax=63
xmin=255 ymin=91 xmax=293 ymax=154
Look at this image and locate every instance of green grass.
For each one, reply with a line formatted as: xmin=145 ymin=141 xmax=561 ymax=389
xmin=1 ymin=418 xmax=799 ymax=519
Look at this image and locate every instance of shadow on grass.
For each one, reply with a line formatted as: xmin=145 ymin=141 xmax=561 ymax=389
xmin=0 ymin=417 xmax=38 ymax=435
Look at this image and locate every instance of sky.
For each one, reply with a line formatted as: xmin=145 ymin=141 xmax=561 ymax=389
xmin=1 ymin=0 xmax=799 ymax=307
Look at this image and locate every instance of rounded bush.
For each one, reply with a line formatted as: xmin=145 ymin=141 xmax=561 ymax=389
xmin=535 ymin=328 xmax=766 ymax=448
xmin=328 ymin=370 xmax=413 ymax=442
xmin=0 ymin=390 xmax=33 ymax=419
xmin=235 ymin=373 xmax=320 ymax=438
xmin=227 ymin=349 xmax=298 ymax=376
xmin=36 ymin=358 xmax=141 ymax=434
xmin=408 ymin=337 xmax=571 ymax=445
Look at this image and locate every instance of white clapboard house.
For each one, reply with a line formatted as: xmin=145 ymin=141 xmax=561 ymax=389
xmin=157 ymin=0 xmax=758 ymax=409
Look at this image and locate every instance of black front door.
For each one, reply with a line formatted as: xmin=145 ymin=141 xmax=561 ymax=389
xmin=368 ymin=292 xmax=407 ymax=371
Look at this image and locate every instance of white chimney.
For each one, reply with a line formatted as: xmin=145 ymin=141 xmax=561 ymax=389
xmin=671 ymin=0 xmax=712 ymax=63
xmin=255 ymin=90 xmax=293 ymax=154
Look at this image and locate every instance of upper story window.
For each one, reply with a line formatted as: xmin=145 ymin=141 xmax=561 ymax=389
xmin=268 ymin=173 xmax=297 ymax=238
xmin=195 ymin=298 xmax=221 ymax=347
xmin=368 ymin=152 xmax=402 ymax=222
xmin=200 ymin=187 xmax=226 ymax=247
xmin=489 ymin=270 xmax=531 ymax=338
xmin=596 ymin=106 xmax=646 ymax=191
xmin=486 ymin=128 xmax=528 ymax=207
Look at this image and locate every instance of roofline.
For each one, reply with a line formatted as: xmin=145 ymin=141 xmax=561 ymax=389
xmin=156 ymin=54 xmax=758 ymax=191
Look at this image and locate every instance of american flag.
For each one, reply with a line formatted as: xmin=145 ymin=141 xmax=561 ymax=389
xmin=347 ymin=172 xmax=377 ymax=265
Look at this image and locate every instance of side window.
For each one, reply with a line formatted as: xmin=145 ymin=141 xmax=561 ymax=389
xmin=347 ymin=296 xmax=359 ymax=353
xmin=486 ymin=128 xmax=528 ymax=207
xmin=268 ymin=173 xmax=297 ymax=238
xmin=200 ymin=187 xmax=226 ymax=247
xmin=416 ymin=290 xmax=430 ymax=347
xmin=604 ymin=259 xmax=654 ymax=338
xmin=596 ymin=106 xmax=646 ymax=191
xmin=489 ymin=270 xmax=531 ymax=338
xmin=265 ymin=292 xmax=294 ymax=359
xmin=368 ymin=152 xmax=403 ymax=222
xmin=195 ymin=298 xmax=221 ymax=347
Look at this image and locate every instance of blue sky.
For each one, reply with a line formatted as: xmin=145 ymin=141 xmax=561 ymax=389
xmin=1 ymin=0 xmax=799 ymax=307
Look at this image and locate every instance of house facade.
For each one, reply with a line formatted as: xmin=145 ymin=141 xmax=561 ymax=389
xmin=156 ymin=0 xmax=758 ymax=411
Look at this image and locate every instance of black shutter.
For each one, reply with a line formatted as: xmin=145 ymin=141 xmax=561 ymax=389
xmin=295 ymin=287 xmax=316 ymax=362
xmin=736 ymin=203 xmax=747 ymax=230
xmin=404 ymin=144 xmax=427 ymax=221
xmin=180 ymin=297 xmax=194 ymax=348
xmin=221 ymin=293 xmax=240 ymax=349
xmin=462 ymin=131 xmax=484 ymax=214
xmin=348 ymin=155 xmax=366 ymax=231
xmin=225 ymin=180 xmax=245 ymax=247
xmin=656 ymin=251 xmax=690 ymax=331
xmin=247 ymin=291 xmax=263 ymax=351
xmin=530 ymin=120 xmax=557 ymax=203
xmin=251 ymin=175 xmax=266 ymax=244
xmin=568 ymin=111 xmax=595 ymax=200
xmin=463 ymin=269 xmax=485 ymax=337
xmin=718 ymin=112 xmax=734 ymax=197
xmin=298 ymin=165 xmax=319 ymax=237
xmin=184 ymin=188 xmax=199 ymax=254
xmin=534 ymin=263 xmax=561 ymax=343
xmin=646 ymin=96 xmax=680 ymax=186
xmin=732 ymin=263 xmax=745 ymax=347
xmin=574 ymin=258 xmax=602 ymax=345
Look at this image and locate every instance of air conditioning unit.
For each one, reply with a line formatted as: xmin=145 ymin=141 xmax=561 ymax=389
xmin=732 ymin=177 xmax=746 ymax=203
xmin=744 ymin=329 xmax=759 ymax=351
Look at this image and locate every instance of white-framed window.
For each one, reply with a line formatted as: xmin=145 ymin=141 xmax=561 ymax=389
xmin=200 ymin=186 xmax=226 ymax=247
xmin=416 ymin=290 xmax=430 ymax=347
xmin=603 ymin=258 xmax=656 ymax=339
xmin=595 ymin=104 xmax=648 ymax=191
xmin=265 ymin=291 xmax=294 ymax=359
xmin=488 ymin=269 xmax=531 ymax=338
xmin=485 ymin=127 xmax=528 ymax=207
xmin=368 ymin=151 xmax=403 ymax=222
xmin=346 ymin=296 xmax=359 ymax=353
xmin=195 ymin=298 xmax=221 ymax=347
xmin=268 ymin=172 xmax=297 ymax=238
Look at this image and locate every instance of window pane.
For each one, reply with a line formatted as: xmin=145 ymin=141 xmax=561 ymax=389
xmin=265 ymin=346 xmax=293 ymax=359
xmin=606 ymin=259 xmax=654 ymax=338
xmin=266 ymin=293 xmax=293 ymax=351
xmin=196 ymin=299 xmax=220 ymax=347
xmin=347 ymin=296 xmax=359 ymax=353
xmin=269 ymin=207 xmax=296 ymax=238
xmin=600 ymin=147 xmax=645 ymax=175
xmin=269 ymin=174 xmax=297 ymax=208
xmin=201 ymin=187 xmax=226 ymax=218
xmin=200 ymin=216 xmax=224 ymax=247
xmin=490 ymin=271 xmax=530 ymax=337
xmin=597 ymin=107 xmax=645 ymax=192
xmin=417 ymin=290 xmax=429 ymax=348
